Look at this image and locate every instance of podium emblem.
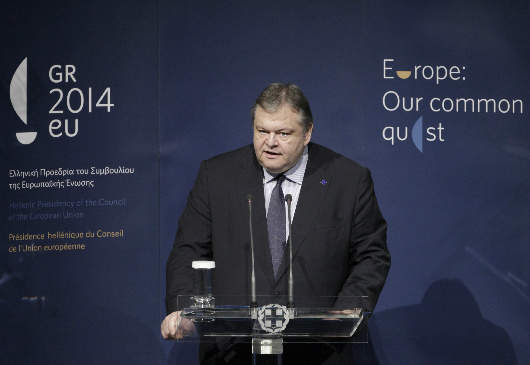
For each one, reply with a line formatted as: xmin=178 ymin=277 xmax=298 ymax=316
xmin=257 ymin=304 xmax=290 ymax=333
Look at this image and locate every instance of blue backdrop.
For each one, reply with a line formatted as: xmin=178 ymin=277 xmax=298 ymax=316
xmin=2 ymin=0 xmax=528 ymax=364
xmin=159 ymin=1 xmax=529 ymax=364
xmin=2 ymin=1 xmax=160 ymax=364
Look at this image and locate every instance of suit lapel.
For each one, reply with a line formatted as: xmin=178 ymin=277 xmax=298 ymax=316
xmin=275 ymin=143 xmax=331 ymax=282
xmin=238 ymin=146 xmax=276 ymax=287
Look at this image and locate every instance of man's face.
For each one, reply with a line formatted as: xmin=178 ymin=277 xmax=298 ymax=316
xmin=253 ymin=104 xmax=312 ymax=174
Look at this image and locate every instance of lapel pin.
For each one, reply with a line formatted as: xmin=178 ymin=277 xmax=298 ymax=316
xmin=320 ymin=179 xmax=327 ymax=185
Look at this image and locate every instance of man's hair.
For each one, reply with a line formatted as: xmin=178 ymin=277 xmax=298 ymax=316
xmin=251 ymin=83 xmax=313 ymax=131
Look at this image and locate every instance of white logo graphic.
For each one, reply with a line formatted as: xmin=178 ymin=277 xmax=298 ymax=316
xmin=257 ymin=304 xmax=290 ymax=333
xmin=10 ymin=57 xmax=37 ymax=144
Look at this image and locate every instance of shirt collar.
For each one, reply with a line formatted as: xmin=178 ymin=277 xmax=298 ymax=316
xmin=263 ymin=145 xmax=308 ymax=185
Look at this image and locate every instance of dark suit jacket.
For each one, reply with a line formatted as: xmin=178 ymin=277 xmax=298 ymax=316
xmin=166 ymin=142 xmax=390 ymax=364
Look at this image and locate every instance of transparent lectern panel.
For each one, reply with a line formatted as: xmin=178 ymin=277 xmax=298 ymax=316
xmin=174 ymin=295 xmax=369 ymax=344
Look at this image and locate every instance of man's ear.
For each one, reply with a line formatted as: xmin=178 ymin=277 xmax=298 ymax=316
xmin=304 ymin=124 xmax=313 ymax=145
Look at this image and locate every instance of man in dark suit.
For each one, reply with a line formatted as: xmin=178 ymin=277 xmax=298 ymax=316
xmin=162 ymin=83 xmax=390 ymax=364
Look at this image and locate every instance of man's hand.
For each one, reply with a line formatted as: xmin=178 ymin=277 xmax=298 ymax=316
xmin=161 ymin=311 xmax=195 ymax=339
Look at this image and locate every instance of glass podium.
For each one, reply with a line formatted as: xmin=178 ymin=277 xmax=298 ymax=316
xmin=175 ymin=294 xmax=369 ymax=355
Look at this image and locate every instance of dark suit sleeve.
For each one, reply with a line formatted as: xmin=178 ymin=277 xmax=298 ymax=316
xmin=166 ymin=160 xmax=213 ymax=314
xmin=336 ymin=167 xmax=390 ymax=313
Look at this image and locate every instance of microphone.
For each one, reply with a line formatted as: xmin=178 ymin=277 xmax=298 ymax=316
xmin=285 ymin=194 xmax=294 ymax=311
xmin=247 ymin=194 xmax=257 ymax=313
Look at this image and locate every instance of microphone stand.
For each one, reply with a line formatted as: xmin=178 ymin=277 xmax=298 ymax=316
xmin=285 ymin=194 xmax=295 ymax=317
xmin=247 ymin=194 xmax=257 ymax=319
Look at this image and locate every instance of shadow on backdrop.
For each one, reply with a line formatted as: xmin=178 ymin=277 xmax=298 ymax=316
xmin=369 ymin=279 xmax=518 ymax=365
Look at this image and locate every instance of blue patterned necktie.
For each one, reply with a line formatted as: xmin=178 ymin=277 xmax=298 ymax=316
xmin=267 ymin=174 xmax=286 ymax=278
